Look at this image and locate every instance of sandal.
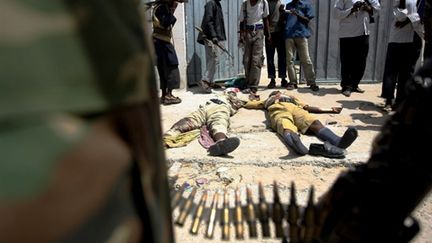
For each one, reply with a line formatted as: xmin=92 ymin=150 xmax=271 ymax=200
xmin=163 ymin=96 xmax=182 ymax=105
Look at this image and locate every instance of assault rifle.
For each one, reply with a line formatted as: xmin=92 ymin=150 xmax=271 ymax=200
xmin=194 ymin=26 xmax=234 ymax=60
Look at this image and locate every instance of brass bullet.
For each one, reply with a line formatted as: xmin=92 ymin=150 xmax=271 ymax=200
xmin=190 ymin=191 xmax=208 ymax=235
xmin=221 ymin=190 xmax=230 ymax=241
xmin=234 ymin=188 xmax=244 ymax=239
xmin=205 ymin=191 xmax=219 ymax=239
xmin=258 ymin=182 xmax=270 ymax=238
xmin=175 ymin=187 xmax=197 ymax=226
xmin=246 ymin=187 xmax=258 ymax=238
xmin=171 ymin=182 xmax=188 ymax=210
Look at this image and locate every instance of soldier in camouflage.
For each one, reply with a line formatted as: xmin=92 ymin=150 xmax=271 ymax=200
xmin=0 ymin=0 xmax=173 ymax=242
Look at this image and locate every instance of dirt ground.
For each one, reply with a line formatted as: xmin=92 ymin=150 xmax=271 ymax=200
xmin=160 ymin=77 xmax=432 ymax=242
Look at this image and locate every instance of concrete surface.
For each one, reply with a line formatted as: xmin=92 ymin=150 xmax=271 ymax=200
xmin=161 ymin=78 xmax=432 ymax=242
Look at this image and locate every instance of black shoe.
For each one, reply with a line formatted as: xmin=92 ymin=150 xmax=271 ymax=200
xmin=267 ymin=80 xmax=276 ymax=89
xmin=337 ymin=127 xmax=358 ymax=149
xmin=310 ymin=84 xmax=319 ymax=92
xmin=289 ymin=133 xmax=309 ymax=155
xmin=286 ymin=83 xmax=298 ymax=90
xmin=208 ymin=137 xmax=240 ymax=156
xmin=281 ymin=79 xmax=288 ymax=88
xmin=342 ymin=88 xmax=352 ymax=97
xmin=352 ymin=87 xmax=365 ymax=93
xmin=309 ymin=142 xmax=346 ymax=159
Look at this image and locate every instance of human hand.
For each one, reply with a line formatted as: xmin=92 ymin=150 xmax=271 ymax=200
xmin=212 ymin=38 xmax=218 ymax=45
xmin=332 ymin=107 xmax=343 ymax=114
xmin=290 ymin=9 xmax=298 ymax=16
xmin=248 ymin=93 xmax=260 ymax=101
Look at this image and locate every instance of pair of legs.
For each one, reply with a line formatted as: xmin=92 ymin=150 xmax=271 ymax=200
xmin=381 ymin=34 xmax=422 ymax=111
xmin=155 ymin=39 xmax=182 ymax=105
xmin=243 ymin=29 xmax=265 ymax=93
xmin=285 ymin=37 xmax=319 ymax=91
xmin=271 ymin=103 xmax=357 ymax=157
xmin=157 ymin=63 xmax=181 ymax=105
xmin=339 ymin=35 xmax=369 ymax=97
xmin=164 ymin=103 xmax=240 ymax=156
xmin=199 ymin=41 xmax=221 ymax=93
xmin=265 ymin=31 xmax=287 ymax=88
xmin=282 ymin=120 xmax=358 ymax=157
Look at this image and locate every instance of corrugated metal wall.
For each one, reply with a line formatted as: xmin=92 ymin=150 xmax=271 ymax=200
xmin=185 ymin=0 xmax=392 ymax=86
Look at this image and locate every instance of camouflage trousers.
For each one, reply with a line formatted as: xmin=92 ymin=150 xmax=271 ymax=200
xmin=166 ymin=102 xmax=232 ymax=137
xmin=243 ymin=29 xmax=265 ymax=89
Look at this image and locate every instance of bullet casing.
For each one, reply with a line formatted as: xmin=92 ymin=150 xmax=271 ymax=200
xmin=221 ymin=191 xmax=230 ymax=241
xmin=205 ymin=192 xmax=219 ymax=239
xmin=234 ymin=189 xmax=244 ymax=239
xmin=258 ymin=182 xmax=270 ymax=238
xmin=246 ymin=187 xmax=258 ymax=238
xmin=190 ymin=191 xmax=208 ymax=235
xmin=176 ymin=187 xmax=197 ymax=226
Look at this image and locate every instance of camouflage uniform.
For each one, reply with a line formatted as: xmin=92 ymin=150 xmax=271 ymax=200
xmin=165 ymin=92 xmax=245 ymax=138
xmin=0 ymin=0 xmax=173 ymax=242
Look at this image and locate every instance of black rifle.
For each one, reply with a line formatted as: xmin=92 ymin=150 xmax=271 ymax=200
xmin=194 ymin=26 xmax=234 ymax=60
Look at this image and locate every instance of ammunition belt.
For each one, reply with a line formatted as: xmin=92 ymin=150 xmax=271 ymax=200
xmin=171 ymin=181 xmax=319 ymax=241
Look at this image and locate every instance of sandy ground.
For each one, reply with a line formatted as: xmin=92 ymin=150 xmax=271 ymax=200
xmin=160 ymin=76 xmax=432 ymax=242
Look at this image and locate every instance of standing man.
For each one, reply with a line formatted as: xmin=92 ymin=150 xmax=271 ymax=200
xmin=265 ymin=0 xmax=288 ymax=89
xmin=333 ymin=0 xmax=381 ymax=97
xmin=153 ymin=0 xmax=182 ymax=105
xmin=239 ymin=0 xmax=271 ymax=94
xmin=284 ymin=0 xmax=319 ymax=92
xmin=381 ymin=0 xmax=424 ymax=112
xmin=197 ymin=0 xmax=227 ymax=93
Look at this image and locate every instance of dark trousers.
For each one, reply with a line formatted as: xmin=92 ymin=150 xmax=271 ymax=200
xmin=265 ymin=31 xmax=287 ymax=79
xmin=154 ymin=38 xmax=180 ymax=91
xmin=339 ymin=35 xmax=369 ymax=90
xmin=381 ymin=34 xmax=422 ymax=107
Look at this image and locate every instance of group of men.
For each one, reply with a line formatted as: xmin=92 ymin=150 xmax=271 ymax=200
xmin=191 ymin=0 xmax=381 ymax=97
xmin=151 ymin=0 xmax=430 ymax=115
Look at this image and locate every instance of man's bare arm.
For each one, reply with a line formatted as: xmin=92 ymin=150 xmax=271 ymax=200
xmin=304 ymin=105 xmax=342 ymax=114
